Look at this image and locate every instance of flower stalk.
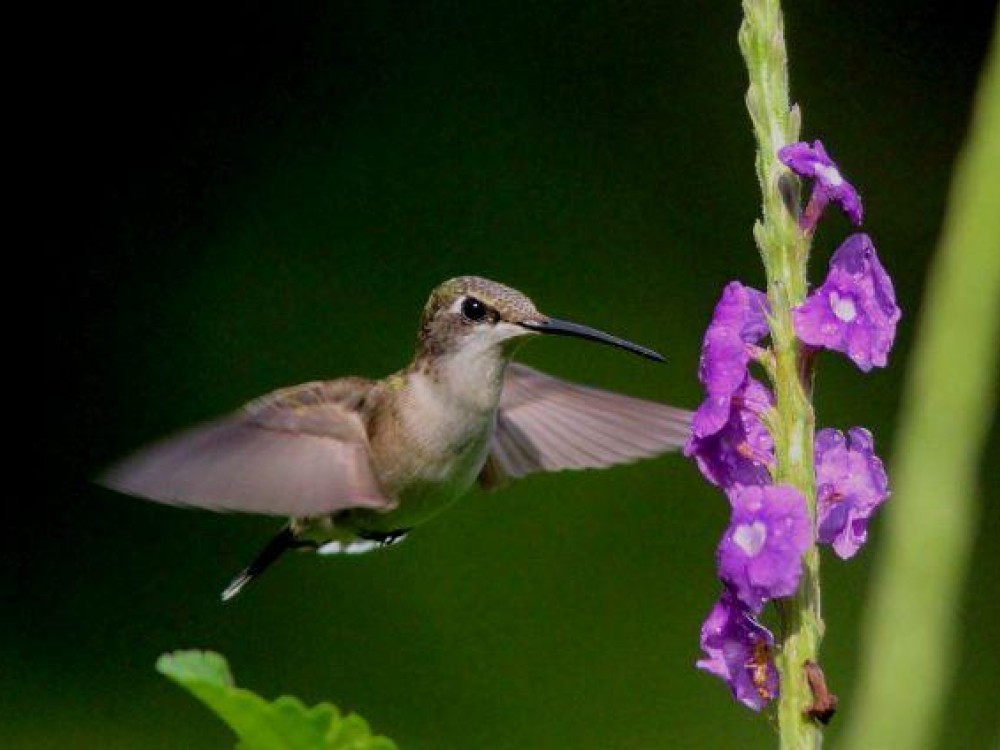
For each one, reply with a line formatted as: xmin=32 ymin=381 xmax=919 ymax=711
xmin=739 ymin=0 xmax=823 ymax=747
xmin=690 ymin=0 xmax=897 ymax=739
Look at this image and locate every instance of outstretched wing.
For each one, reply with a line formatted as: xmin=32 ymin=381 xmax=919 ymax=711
xmin=99 ymin=378 xmax=394 ymax=517
xmin=480 ymin=363 xmax=692 ymax=488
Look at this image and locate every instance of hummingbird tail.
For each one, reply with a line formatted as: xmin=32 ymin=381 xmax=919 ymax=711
xmin=221 ymin=526 xmax=315 ymax=602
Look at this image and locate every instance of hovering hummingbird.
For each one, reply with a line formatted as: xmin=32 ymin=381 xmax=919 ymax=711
xmin=101 ymin=276 xmax=691 ymax=600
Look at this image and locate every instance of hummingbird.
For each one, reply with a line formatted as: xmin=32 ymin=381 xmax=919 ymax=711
xmin=100 ymin=276 xmax=691 ymax=600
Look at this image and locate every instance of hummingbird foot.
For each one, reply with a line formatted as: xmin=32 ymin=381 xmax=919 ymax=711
xmin=359 ymin=527 xmax=412 ymax=547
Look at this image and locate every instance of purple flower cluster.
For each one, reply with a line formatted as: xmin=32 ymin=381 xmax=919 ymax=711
xmin=795 ymin=233 xmax=901 ymax=371
xmin=778 ymin=140 xmax=863 ymax=230
xmin=815 ymin=427 xmax=889 ymax=559
xmin=686 ymin=282 xmax=774 ymax=492
xmin=718 ymin=486 xmax=813 ymax=612
xmin=697 ymin=590 xmax=779 ymax=711
xmin=689 ymin=140 xmax=898 ymax=710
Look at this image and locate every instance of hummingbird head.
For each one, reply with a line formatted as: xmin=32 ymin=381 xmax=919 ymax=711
xmin=416 ymin=276 xmax=664 ymax=363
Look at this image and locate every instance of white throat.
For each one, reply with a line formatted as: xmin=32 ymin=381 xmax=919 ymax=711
xmin=399 ymin=336 xmax=509 ymax=485
xmin=429 ymin=336 xmax=509 ymax=413
xmin=417 ymin=321 xmax=529 ymax=414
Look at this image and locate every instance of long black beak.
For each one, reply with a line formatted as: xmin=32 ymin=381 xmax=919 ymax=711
xmin=520 ymin=317 xmax=665 ymax=363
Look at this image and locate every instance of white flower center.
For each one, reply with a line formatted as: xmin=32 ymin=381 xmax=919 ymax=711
xmin=830 ymin=292 xmax=857 ymax=322
xmin=733 ymin=521 xmax=768 ymax=557
xmin=814 ymin=162 xmax=844 ymax=187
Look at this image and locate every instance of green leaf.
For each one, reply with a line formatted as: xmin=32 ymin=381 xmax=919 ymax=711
xmin=156 ymin=651 xmax=398 ymax=750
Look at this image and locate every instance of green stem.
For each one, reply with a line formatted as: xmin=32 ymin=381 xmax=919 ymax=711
xmin=739 ymin=1 xmax=823 ymax=748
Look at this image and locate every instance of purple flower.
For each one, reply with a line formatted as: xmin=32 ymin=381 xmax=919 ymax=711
xmin=778 ymin=140 xmax=863 ymax=230
xmin=697 ymin=589 xmax=779 ymax=711
xmin=717 ymin=485 xmax=812 ymax=611
xmin=686 ymin=375 xmax=775 ymax=492
xmin=691 ymin=281 xmax=770 ymax=439
xmin=794 ymin=233 xmax=901 ymax=371
xmin=815 ymin=427 xmax=890 ymax=559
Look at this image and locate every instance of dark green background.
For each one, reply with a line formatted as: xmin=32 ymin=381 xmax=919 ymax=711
xmin=22 ymin=1 xmax=998 ymax=747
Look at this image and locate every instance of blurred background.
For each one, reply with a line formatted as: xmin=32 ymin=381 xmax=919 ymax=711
xmin=20 ymin=1 xmax=998 ymax=747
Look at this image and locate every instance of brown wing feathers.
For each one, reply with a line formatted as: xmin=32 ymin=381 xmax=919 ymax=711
xmin=101 ymin=365 xmax=691 ymax=511
xmin=482 ymin=363 xmax=691 ymax=486
xmin=99 ymin=379 xmax=393 ymax=516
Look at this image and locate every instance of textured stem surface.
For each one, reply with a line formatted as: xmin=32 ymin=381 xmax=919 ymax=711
xmin=739 ymin=1 xmax=823 ymax=747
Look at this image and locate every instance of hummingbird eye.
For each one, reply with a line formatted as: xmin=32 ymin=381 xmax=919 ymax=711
xmin=460 ymin=297 xmax=488 ymax=323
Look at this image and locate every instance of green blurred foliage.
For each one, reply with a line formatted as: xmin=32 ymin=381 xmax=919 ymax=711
xmin=844 ymin=18 xmax=1000 ymax=749
xmin=157 ymin=651 xmax=397 ymax=749
xmin=20 ymin=1 xmax=998 ymax=748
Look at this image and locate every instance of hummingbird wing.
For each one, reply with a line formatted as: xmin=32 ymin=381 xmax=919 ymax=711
xmin=99 ymin=378 xmax=395 ymax=516
xmin=480 ymin=363 xmax=692 ymax=488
